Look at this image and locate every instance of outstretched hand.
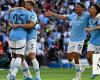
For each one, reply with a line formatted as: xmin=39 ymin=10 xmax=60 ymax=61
xmin=84 ymin=27 xmax=94 ymax=32
xmin=44 ymin=10 xmax=54 ymax=17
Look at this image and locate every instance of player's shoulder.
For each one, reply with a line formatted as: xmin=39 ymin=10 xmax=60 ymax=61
xmin=70 ymin=12 xmax=77 ymax=17
xmin=68 ymin=12 xmax=76 ymax=19
xmin=22 ymin=10 xmax=32 ymax=16
xmin=31 ymin=11 xmax=37 ymax=16
xmin=83 ymin=11 xmax=90 ymax=17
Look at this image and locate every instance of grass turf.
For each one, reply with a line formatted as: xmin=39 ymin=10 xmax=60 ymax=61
xmin=0 ymin=68 xmax=100 ymax=80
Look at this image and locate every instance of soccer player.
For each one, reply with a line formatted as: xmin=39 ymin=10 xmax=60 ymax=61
xmin=45 ymin=2 xmax=90 ymax=80
xmin=7 ymin=1 xmax=35 ymax=80
xmin=85 ymin=4 xmax=100 ymax=79
xmin=24 ymin=1 xmax=41 ymax=80
xmin=8 ymin=1 xmax=41 ymax=80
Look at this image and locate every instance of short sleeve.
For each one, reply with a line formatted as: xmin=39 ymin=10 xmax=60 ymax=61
xmin=30 ymin=12 xmax=37 ymax=23
xmin=67 ymin=13 xmax=76 ymax=21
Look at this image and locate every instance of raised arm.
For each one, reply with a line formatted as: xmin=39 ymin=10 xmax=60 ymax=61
xmin=44 ymin=10 xmax=68 ymax=20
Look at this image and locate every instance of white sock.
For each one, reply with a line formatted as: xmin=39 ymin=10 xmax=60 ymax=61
xmin=32 ymin=59 xmax=40 ymax=78
xmin=21 ymin=60 xmax=32 ymax=78
xmin=9 ymin=58 xmax=15 ymax=73
xmin=75 ymin=64 xmax=82 ymax=78
xmin=11 ymin=57 xmax=22 ymax=76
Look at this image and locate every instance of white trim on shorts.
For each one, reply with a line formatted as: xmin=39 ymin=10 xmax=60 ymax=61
xmin=67 ymin=40 xmax=84 ymax=54
xmin=9 ymin=40 xmax=26 ymax=55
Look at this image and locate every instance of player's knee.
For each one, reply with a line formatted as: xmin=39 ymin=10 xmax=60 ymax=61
xmin=28 ymin=53 xmax=36 ymax=60
xmin=12 ymin=53 xmax=16 ymax=58
xmin=66 ymin=53 xmax=70 ymax=58
xmin=87 ymin=52 xmax=92 ymax=59
xmin=16 ymin=54 xmax=24 ymax=61
xmin=66 ymin=54 xmax=72 ymax=62
xmin=15 ymin=57 xmax=22 ymax=68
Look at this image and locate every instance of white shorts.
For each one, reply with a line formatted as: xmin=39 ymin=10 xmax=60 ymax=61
xmin=67 ymin=40 xmax=84 ymax=54
xmin=87 ymin=43 xmax=95 ymax=51
xmin=9 ymin=40 xmax=26 ymax=55
xmin=87 ymin=43 xmax=100 ymax=54
xmin=25 ymin=39 xmax=37 ymax=55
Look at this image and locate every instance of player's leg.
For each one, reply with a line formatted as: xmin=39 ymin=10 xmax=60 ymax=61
xmin=7 ymin=53 xmax=16 ymax=80
xmin=72 ymin=41 xmax=84 ymax=80
xmin=21 ymin=60 xmax=33 ymax=80
xmin=25 ymin=39 xmax=41 ymax=80
xmin=7 ymin=41 xmax=16 ymax=80
xmin=66 ymin=52 xmax=74 ymax=62
xmin=9 ymin=40 xmax=26 ymax=79
xmin=73 ymin=52 xmax=84 ymax=80
xmin=87 ymin=51 xmax=93 ymax=65
xmin=66 ymin=41 xmax=75 ymax=63
xmin=87 ymin=43 xmax=95 ymax=66
xmin=87 ymin=43 xmax=99 ymax=79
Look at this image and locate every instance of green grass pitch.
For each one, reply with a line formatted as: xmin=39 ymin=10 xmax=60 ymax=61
xmin=0 ymin=68 xmax=100 ymax=80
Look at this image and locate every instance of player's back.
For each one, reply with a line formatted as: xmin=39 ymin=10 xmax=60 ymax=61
xmin=9 ymin=9 xmax=31 ymax=41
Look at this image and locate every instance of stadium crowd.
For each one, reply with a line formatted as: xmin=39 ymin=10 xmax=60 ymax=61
xmin=0 ymin=0 xmax=100 ymax=68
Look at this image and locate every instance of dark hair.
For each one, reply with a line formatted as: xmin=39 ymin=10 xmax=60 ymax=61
xmin=76 ymin=2 xmax=85 ymax=9
xmin=18 ymin=0 xmax=25 ymax=7
xmin=26 ymin=1 xmax=34 ymax=7
xmin=90 ymin=3 xmax=100 ymax=15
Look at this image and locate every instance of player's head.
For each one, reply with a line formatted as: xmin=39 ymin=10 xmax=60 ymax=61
xmin=75 ymin=2 xmax=85 ymax=15
xmin=89 ymin=4 xmax=100 ymax=17
xmin=25 ymin=0 xmax=35 ymax=10
xmin=18 ymin=0 xmax=25 ymax=7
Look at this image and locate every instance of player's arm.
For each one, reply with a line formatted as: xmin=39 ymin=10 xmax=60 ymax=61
xmin=13 ymin=12 xmax=37 ymax=29
xmin=85 ymin=25 xmax=100 ymax=32
xmin=85 ymin=14 xmax=100 ymax=32
xmin=44 ymin=10 xmax=68 ymax=20
xmin=16 ymin=21 xmax=36 ymax=29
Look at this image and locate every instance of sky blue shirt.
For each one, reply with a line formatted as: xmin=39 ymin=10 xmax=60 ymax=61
xmin=9 ymin=9 xmax=32 ymax=41
xmin=89 ymin=17 xmax=100 ymax=46
xmin=27 ymin=11 xmax=37 ymax=41
xmin=68 ymin=12 xmax=90 ymax=42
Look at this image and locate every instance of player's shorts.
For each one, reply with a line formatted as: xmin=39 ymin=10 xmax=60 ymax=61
xmin=87 ymin=43 xmax=100 ymax=54
xmin=87 ymin=43 xmax=95 ymax=51
xmin=67 ymin=40 xmax=84 ymax=54
xmin=25 ymin=39 xmax=37 ymax=55
xmin=9 ymin=40 xmax=26 ymax=55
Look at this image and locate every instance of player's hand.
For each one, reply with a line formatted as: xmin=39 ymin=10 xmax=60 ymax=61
xmin=13 ymin=24 xmax=20 ymax=29
xmin=8 ymin=21 xmax=13 ymax=27
xmin=84 ymin=27 xmax=94 ymax=32
xmin=96 ymin=13 xmax=100 ymax=19
xmin=44 ymin=10 xmax=54 ymax=17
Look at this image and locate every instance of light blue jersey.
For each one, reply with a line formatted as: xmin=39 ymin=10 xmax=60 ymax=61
xmin=27 ymin=11 xmax=37 ymax=41
xmin=9 ymin=9 xmax=32 ymax=41
xmin=68 ymin=12 xmax=90 ymax=41
xmin=89 ymin=17 xmax=100 ymax=46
